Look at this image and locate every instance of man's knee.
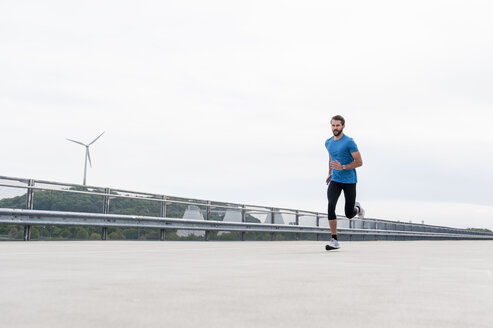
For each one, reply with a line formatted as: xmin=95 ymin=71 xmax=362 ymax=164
xmin=345 ymin=208 xmax=356 ymax=219
xmin=328 ymin=204 xmax=337 ymax=221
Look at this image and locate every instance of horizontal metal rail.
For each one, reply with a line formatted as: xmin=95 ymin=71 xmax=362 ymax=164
xmin=0 ymin=176 xmax=322 ymax=216
xmin=0 ymin=182 xmax=323 ymax=217
xmin=1 ymin=209 xmax=492 ymax=240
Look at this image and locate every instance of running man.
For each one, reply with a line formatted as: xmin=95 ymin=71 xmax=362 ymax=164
xmin=325 ymin=115 xmax=365 ymax=250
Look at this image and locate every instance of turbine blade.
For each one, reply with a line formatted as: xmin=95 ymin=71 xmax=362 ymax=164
xmin=87 ymin=148 xmax=93 ymax=168
xmin=88 ymin=131 xmax=105 ymax=146
xmin=66 ymin=138 xmax=86 ymax=146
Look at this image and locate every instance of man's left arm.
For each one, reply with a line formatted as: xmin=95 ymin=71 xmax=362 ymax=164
xmin=331 ymin=151 xmax=363 ymax=170
xmin=345 ymin=151 xmax=363 ymax=169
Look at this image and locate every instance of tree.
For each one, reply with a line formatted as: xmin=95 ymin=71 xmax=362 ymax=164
xmin=8 ymin=227 xmax=18 ymax=239
xmin=108 ymin=230 xmax=125 ymax=240
xmin=89 ymin=233 xmax=101 ymax=240
xmin=75 ymin=228 xmax=89 ymax=239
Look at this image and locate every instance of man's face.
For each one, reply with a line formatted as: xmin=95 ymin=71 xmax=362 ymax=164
xmin=331 ymin=120 xmax=344 ymax=136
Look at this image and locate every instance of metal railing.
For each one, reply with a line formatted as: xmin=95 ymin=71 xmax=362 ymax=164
xmin=1 ymin=175 xmax=492 ymax=241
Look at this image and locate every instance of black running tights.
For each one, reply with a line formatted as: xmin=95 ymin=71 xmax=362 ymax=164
xmin=327 ymin=181 xmax=357 ymax=220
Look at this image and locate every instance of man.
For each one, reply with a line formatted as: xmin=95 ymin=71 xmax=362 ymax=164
xmin=325 ymin=115 xmax=364 ymax=250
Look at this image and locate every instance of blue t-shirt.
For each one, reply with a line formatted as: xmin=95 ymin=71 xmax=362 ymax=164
xmin=325 ymin=134 xmax=359 ymax=184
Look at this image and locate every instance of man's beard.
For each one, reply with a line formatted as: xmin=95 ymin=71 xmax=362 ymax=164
xmin=332 ymin=129 xmax=342 ymax=136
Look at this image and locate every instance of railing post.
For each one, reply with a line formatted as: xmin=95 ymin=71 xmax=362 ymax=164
xmin=205 ymin=201 xmax=211 ymax=241
xmin=295 ymin=210 xmax=300 ymax=241
xmin=160 ymin=196 xmax=167 ymax=241
xmin=270 ymin=208 xmax=275 ymax=241
xmin=160 ymin=196 xmax=167 ymax=218
xmin=241 ymin=205 xmax=246 ymax=241
xmin=23 ymin=226 xmax=31 ymax=241
xmin=103 ymin=188 xmax=110 ymax=214
xmin=24 ymin=179 xmax=34 ymax=241
xmin=102 ymin=188 xmax=110 ymax=240
xmin=26 ymin=179 xmax=34 ymax=210
xmin=316 ymin=214 xmax=320 ymax=241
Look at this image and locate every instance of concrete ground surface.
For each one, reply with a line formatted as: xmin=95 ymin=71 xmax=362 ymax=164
xmin=1 ymin=240 xmax=492 ymax=328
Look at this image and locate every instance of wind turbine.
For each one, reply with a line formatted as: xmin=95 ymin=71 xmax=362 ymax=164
xmin=67 ymin=132 xmax=105 ymax=185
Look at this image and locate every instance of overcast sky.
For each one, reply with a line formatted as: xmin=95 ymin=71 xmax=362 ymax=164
xmin=1 ymin=0 xmax=492 ymax=229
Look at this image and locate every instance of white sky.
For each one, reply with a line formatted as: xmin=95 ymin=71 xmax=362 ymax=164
xmin=1 ymin=0 xmax=492 ymax=229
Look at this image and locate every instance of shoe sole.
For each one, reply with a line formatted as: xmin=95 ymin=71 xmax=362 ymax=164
xmin=325 ymin=245 xmax=340 ymax=251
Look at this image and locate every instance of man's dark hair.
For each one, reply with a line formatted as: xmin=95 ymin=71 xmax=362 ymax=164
xmin=331 ymin=115 xmax=345 ymax=126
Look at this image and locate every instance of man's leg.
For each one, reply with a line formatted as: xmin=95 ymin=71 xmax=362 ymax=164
xmin=327 ymin=181 xmax=342 ymax=236
xmin=342 ymin=183 xmax=358 ymax=219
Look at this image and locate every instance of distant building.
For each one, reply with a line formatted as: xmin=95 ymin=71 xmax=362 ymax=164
xmin=264 ymin=212 xmax=285 ymax=225
xmin=177 ymin=205 xmax=205 ymax=237
xmin=218 ymin=207 xmax=242 ymax=236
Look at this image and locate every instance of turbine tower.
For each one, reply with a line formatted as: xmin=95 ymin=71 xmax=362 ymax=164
xmin=67 ymin=132 xmax=105 ymax=185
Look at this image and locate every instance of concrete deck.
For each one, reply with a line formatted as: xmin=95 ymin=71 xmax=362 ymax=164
xmin=1 ymin=240 xmax=492 ymax=328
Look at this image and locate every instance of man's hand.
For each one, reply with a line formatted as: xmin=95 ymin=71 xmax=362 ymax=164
xmin=326 ymin=176 xmax=331 ymax=185
xmin=330 ymin=160 xmax=343 ymax=171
